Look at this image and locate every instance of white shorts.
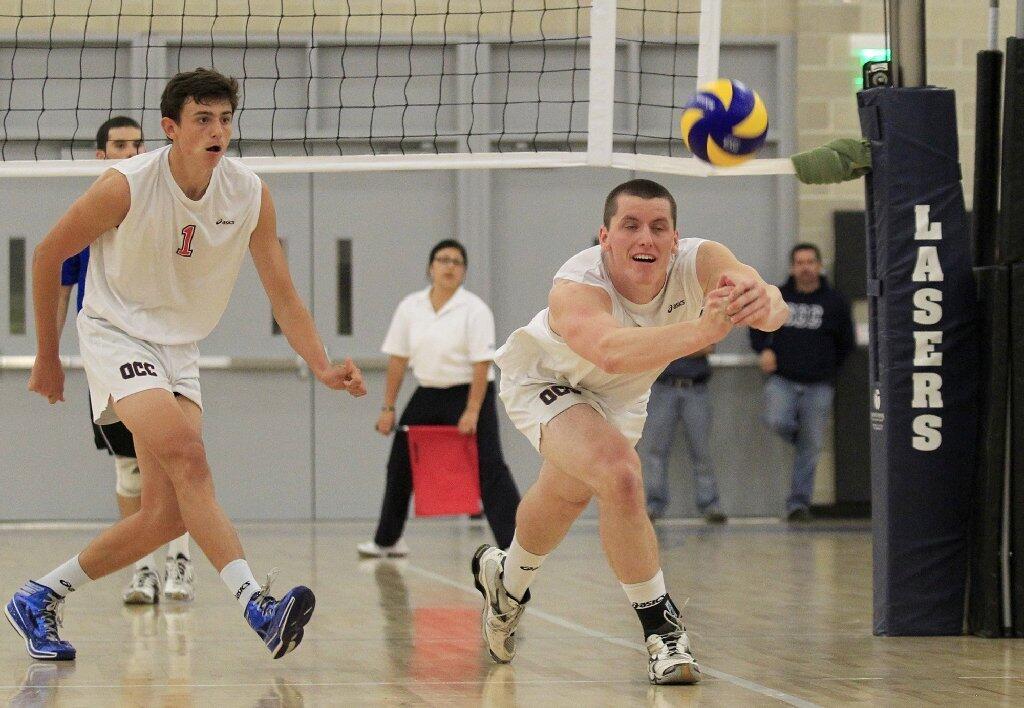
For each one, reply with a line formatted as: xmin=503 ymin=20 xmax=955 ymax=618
xmin=498 ymin=374 xmax=647 ymax=452
xmin=77 ymin=312 xmax=202 ymax=425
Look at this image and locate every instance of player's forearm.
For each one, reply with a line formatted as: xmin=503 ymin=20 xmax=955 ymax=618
xmin=761 ymin=286 xmax=789 ymax=331
xmin=272 ymin=298 xmax=331 ymax=373
xmin=32 ymin=245 xmax=64 ymax=358
xmin=55 ymin=287 xmax=72 ymax=338
xmin=596 ymin=320 xmax=716 ymax=374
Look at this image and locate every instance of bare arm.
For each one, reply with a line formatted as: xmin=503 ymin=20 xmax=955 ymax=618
xmin=457 ymin=360 xmax=491 ymax=435
xmin=375 ymin=355 xmax=408 ymax=435
xmin=548 ymin=280 xmax=733 ymax=375
xmin=695 ymin=241 xmax=789 ymax=332
xmin=249 ymin=181 xmax=365 ymax=397
xmin=29 ymin=169 xmax=130 ymax=404
xmin=56 ymin=285 xmax=73 ymax=334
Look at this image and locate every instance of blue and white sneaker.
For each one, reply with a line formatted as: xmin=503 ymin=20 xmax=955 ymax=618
xmin=243 ymin=573 xmax=315 ymax=659
xmin=4 ymin=582 xmax=76 ymax=661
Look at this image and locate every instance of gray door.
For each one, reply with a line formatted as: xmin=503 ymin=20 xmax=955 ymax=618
xmin=311 ymin=170 xmax=459 ymax=519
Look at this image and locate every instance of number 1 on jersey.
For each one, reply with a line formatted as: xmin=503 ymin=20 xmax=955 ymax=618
xmin=177 ymin=224 xmax=196 ymax=257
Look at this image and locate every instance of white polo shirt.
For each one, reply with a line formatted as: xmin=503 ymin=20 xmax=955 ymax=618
xmin=382 ymin=286 xmax=497 ymax=388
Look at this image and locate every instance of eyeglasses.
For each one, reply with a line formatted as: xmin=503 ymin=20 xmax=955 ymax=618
xmin=433 ymin=256 xmax=465 ymax=267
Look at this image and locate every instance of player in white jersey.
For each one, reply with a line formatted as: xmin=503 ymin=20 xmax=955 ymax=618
xmin=472 ymin=179 xmax=789 ymax=685
xmin=8 ymin=68 xmax=365 ymax=663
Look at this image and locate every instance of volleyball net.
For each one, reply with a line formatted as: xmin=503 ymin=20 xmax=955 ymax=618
xmin=0 ymin=0 xmax=792 ymax=177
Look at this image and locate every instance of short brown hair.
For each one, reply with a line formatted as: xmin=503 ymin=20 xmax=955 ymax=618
xmin=96 ymin=116 xmax=141 ymax=151
xmin=160 ymin=68 xmax=239 ymax=123
xmin=603 ymin=179 xmax=677 ymax=228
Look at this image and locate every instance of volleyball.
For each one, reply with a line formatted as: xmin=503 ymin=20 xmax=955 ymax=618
xmin=681 ymin=79 xmax=768 ymax=166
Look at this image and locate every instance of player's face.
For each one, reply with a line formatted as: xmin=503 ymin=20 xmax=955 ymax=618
xmin=98 ymin=126 xmax=144 ymax=160
xmin=162 ymin=97 xmax=234 ymax=166
xmin=599 ymin=195 xmax=678 ymax=287
xmin=428 ymin=247 xmax=466 ymax=290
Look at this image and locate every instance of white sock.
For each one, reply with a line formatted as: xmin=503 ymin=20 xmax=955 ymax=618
xmin=502 ymin=534 xmax=547 ymax=602
xmin=220 ymin=559 xmax=260 ymax=608
xmin=166 ymin=533 xmax=191 ymax=560
xmin=621 ymin=569 xmax=667 ymax=607
xmin=134 ymin=554 xmax=158 ymax=572
xmin=37 ymin=555 xmax=93 ymax=598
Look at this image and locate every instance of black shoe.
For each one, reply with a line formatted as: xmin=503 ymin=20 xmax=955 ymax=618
xmin=702 ymin=509 xmax=727 ymax=524
xmin=786 ymin=507 xmax=812 ymax=523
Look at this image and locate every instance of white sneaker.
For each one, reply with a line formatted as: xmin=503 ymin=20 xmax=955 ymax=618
xmin=646 ymin=615 xmax=702 ymax=685
xmin=472 ymin=544 xmax=528 ymax=664
xmin=163 ymin=555 xmax=195 ymax=602
xmin=356 ymin=539 xmax=409 ymax=558
xmin=122 ymin=567 xmax=160 ymax=605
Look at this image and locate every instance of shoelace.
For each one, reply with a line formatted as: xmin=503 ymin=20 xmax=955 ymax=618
xmin=134 ymin=570 xmax=158 ymax=590
xmin=39 ymin=596 xmax=65 ymax=642
xmin=253 ymin=568 xmax=281 ymax=613
xmin=656 ymin=611 xmax=690 ymax=658
xmin=171 ymin=559 xmax=191 ymax=582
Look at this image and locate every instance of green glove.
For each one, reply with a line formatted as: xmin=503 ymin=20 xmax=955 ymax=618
xmin=790 ymin=138 xmax=872 ymax=184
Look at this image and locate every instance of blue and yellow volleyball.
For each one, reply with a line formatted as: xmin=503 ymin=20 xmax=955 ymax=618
xmin=681 ymin=79 xmax=768 ymax=166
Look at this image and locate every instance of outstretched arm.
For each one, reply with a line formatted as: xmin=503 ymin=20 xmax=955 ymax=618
xmin=29 ymin=169 xmax=130 ymax=404
xmin=695 ymin=241 xmax=789 ymax=332
xmin=249 ymin=181 xmax=366 ymax=397
xmin=548 ymin=279 xmax=734 ymax=374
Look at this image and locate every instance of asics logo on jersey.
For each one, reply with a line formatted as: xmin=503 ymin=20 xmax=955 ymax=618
xmin=119 ymin=361 xmax=157 ymax=380
xmin=667 ymin=299 xmax=686 ymax=313
xmin=538 ymin=385 xmax=581 ymax=406
xmin=216 ymin=218 xmax=235 ymax=225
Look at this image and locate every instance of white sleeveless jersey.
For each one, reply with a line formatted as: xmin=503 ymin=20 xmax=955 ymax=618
xmin=82 ymin=145 xmax=262 ymax=345
xmin=494 ymin=239 xmax=707 ymax=410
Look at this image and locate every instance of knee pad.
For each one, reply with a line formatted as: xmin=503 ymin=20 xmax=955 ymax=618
xmin=114 ymin=455 xmax=142 ymax=497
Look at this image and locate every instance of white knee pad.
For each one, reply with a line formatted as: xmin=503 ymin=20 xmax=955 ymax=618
xmin=115 ymin=455 xmax=142 ymax=497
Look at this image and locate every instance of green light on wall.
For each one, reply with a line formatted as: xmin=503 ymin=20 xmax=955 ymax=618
xmin=855 ymin=48 xmax=890 ymax=89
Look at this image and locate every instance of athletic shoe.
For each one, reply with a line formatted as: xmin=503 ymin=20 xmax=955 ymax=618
xmin=4 ymin=581 xmax=76 ymax=661
xmin=244 ymin=573 xmax=316 ymax=659
xmin=356 ymin=539 xmax=409 ymax=558
xmin=472 ymin=544 xmax=529 ymax=664
xmin=123 ymin=567 xmax=160 ymax=605
xmin=163 ymin=555 xmax=195 ymax=602
xmin=646 ymin=614 xmax=701 ymax=685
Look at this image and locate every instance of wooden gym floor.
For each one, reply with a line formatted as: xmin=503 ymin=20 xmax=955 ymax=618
xmin=1 ymin=519 xmax=1022 ymax=706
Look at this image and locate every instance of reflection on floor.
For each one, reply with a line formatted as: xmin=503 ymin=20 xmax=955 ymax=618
xmin=1 ymin=519 xmax=1023 ymax=706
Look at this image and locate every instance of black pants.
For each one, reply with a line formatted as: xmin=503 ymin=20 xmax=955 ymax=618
xmin=374 ymin=382 xmax=520 ymax=549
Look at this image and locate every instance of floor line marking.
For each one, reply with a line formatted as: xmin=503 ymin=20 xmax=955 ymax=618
xmin=404 ymin=562 xmax=822 ymax=708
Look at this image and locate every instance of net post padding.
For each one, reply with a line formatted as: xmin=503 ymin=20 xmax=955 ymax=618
xmin=967 ymin=264 xmax=1010 ymax=637
xmin=859 ymin=86 xmax=978 ymax=636
xmin=972 ymin=49 xmax=1003 ymax=268
xmin=1012 ymin=262 xmax=1024 ymax=636
xmin=998 ymin=38 xmax=1024 ymax=263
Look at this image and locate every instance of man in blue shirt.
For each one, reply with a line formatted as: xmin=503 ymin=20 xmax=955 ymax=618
xmin=57 ymin=116 xmax=196 ymax=604
xmin=749 ymin=243 xmax=855 ymax=521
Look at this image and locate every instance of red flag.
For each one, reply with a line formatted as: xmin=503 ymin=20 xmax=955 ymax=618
xmin=405 ymin=425 xmax=482 ymax=516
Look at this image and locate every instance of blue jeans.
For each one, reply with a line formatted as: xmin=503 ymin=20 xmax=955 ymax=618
xmin=762 ymin=375 xmax=834 ymax=513
xmin=639 ymin=380 xmax=721 ymax=516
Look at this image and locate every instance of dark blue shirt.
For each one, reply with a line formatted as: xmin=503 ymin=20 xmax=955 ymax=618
xmin=749 ymin=275 xmax=855 ymax=383
xmin=658 ymin=355 xmax=711 ymax=382
xmin=60 ymin=247 xmax=89 ymax=312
